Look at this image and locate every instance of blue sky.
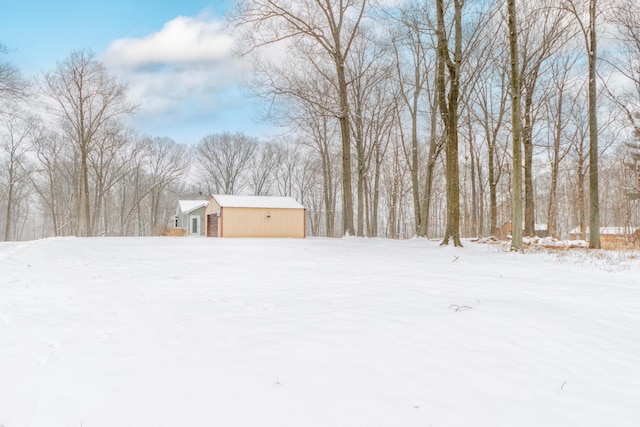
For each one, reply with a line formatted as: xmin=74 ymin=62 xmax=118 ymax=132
xmin=0 ymin=0 xmax=273 ymax=144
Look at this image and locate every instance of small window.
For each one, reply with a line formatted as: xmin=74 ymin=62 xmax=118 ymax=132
xmin=191 ymin=217 xmax=198 ymax=234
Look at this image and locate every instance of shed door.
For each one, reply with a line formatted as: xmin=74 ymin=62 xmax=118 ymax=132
xmin=207 ymin=214 xmax=218 ymax=237
xmin=189 ymin=215 xmax=201 ymax=236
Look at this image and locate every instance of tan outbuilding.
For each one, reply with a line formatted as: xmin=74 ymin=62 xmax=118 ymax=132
xmin=205 ymin=195 xmax=306 ymax=238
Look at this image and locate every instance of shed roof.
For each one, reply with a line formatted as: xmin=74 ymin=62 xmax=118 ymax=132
xmin=212 ymin=195 xmax=304 ymax=209
xmin=178 ymin=200 xmax=209 ymax=214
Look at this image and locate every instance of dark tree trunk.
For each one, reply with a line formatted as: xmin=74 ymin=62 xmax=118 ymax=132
xmin=588 ymin=0 xmax=600 ymax=248
xmin=508 ymin=0 xmax=523 ymax=250
xmin=436 ymin=0 xmax=463 ymax=247
xmin=335 ymin=60 xmax=355 ymax=236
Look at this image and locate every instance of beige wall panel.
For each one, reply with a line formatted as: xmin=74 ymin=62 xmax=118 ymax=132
xmin=222 ymin=207 xmax=305 ymax=238
xmin=205 ymin=199 xmax=222 ymax=215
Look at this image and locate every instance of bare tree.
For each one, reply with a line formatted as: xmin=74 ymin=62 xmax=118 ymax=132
xmin=561 ymin=0 xmax=601 ymax=248
xmin=382 ymin=135 xmax=411 ymax=238
xmin=435 ymin=0 xmax=463 ymax=246
xmin=111 ymin=140 xmax=150 ymax=236
xmin=249 ymin=142 xmax=280 ymax=196
xmin=234 ymin=0 xmax=369 ymax=236
xmin=566 ymin=85 xmax=590 ymax=239
xmin=292 ymin=146 xmax=321 ymax=210
xmin=471 ymin=51 xmax=510 ymax=237
xmin=29 ymin=125 xmax=83 ymax=237
xmin=143 ymin=136 xmax=189 ymax=233
xmin=418 ymin=84 xmax=445 ymax=238
xmin=88 ymin=122 xmax=133 ymax=235
xmin=517 ymin=1 xmax=572 ymax=237
xmin=261 ymin=63 xmax=343 ymax=236
xmin=347 ymin=30 xmax=395 ymax=236
xmin=42 ymin=49 xmax=135 ymax=237
xmin=390 ymin=1 xmax=435 ymax=235
xmin=0 ymin=106 xmax=34 ymax=240
xmin=273 ymin=141 xmax=300 ymax=197
xmin=456 ymin=4 xmax=508 ymax=238
xmin=0 ymin=44 xmax=29 ymax=105
xmin=604 ymin=0 xmax=640 ymax=204
xmin=0 ymin=46 xmax=31 ymax=240
xmin=545 ymin=52 xmax=580 ymax=238
xmin=607 ymin=0 xmax=640 ymax=133
xmin=622 ymin=138 xmax=640 ymax=202
xmin=196 ymin=132 xmax=257 ymax=195
xmin=586 ymin=0 xmax=601 ymax=248
xmin=362 ymin=77 xmax=396 ymax=237
xmin=296 ymin=102 xmax=341 ymax=237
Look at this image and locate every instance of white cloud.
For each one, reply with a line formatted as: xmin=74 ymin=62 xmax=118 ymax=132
xmin=100 ymin=14 xmax=255 ymax=142
xmin=102 ymin=15 xmax=234 ymax=68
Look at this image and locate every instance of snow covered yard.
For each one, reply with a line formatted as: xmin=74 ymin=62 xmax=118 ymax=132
xmin=0 ymin=237 xmax=638 ymax=426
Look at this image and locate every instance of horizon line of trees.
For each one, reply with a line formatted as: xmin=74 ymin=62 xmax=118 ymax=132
xmin=2 ymin=0 xmax=640 ymax=244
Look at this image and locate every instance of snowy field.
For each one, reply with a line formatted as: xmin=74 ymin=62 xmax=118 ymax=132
xmin=1 ymin=236 xmax=639 ymax=426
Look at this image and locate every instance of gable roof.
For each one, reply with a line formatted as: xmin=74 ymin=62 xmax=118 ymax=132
xmin=211 ymin=195 xmax=304 ymax=209
xmin=178 ymin=200 xmax=209 ymax=214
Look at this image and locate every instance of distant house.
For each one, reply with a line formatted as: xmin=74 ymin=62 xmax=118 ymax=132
xmin=569 ymin=227 xmax=639 ymax=244
xmin=494 ymin=221 xmax=548 ymax=240
xmin=205 ymin=195 xmax=306 ymax=238
xmin=175 ymin=200 xmax=209 ymax=237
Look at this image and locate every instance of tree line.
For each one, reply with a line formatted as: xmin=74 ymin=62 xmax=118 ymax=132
xmin=1 ymin=0 xmax=640 ymax=243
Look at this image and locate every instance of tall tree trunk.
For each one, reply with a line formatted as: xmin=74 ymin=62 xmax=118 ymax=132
xmin=483 ymin=75 xmax=507 ymax=238
xmin=476 ymin=150 xmax=485 ymax=237
xmin=75 ymin=159 xmax=82 ymax=237
xmin=442 ymin=102 xmax=462 ymax=246
xmin=523 ymin=90 xmax=535 ymax=237
xmin=469 ymin=131 xmax=478 ymax=237
xmin=336 ymin=60 xmax=355 ymax=236
xmin=489 ymin=137 xmax=498 ymax=236
xmin=588 ymin=0 xmax=600 ymax=248
xmin=547 ymin=155 xmax=559 ymax=238
xmin=508 ymin=0 xmax=523 ymax=250
xmin=50 ymin=177 xmax=59 ymax=237
xmin=119 ymin=184 xmax=127 ymax=235
xmin=411 ymin=80 xmax=421 ymax=233
xmin=4 ymin=166 xmax=14 ymax=241
xmin=372 ymin=144 xmax=381 ymax=237
xmin=436 ymin=0 xmax=463 ymax=247
xmin=547 ymin=89 xmax=564 ymax=238
xmin=578 ymin=166 xmax=586 ymax=240
xmin=321 ymin=148 xmax=334 ymax=237
xmin=81 ymin=144 xmax=92 ymax=237
xmin=418 ymin=85 xmax=441 ymax=238
xmin=355 ymin=113 xmax=365 ymax=237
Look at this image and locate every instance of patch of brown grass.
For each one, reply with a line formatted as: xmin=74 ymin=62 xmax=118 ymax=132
xmin=157 ymin=227 xmax=187 ymax=237
xmin=601 ymin=240 xmax=640 ymax=252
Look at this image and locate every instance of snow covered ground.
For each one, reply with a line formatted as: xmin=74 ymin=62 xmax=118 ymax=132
xmin=1 ymin=236 xmax=638 ymax=426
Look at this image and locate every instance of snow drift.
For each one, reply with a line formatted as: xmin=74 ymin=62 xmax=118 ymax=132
xmin=1 ymin=237 xmax=638 ymax=426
